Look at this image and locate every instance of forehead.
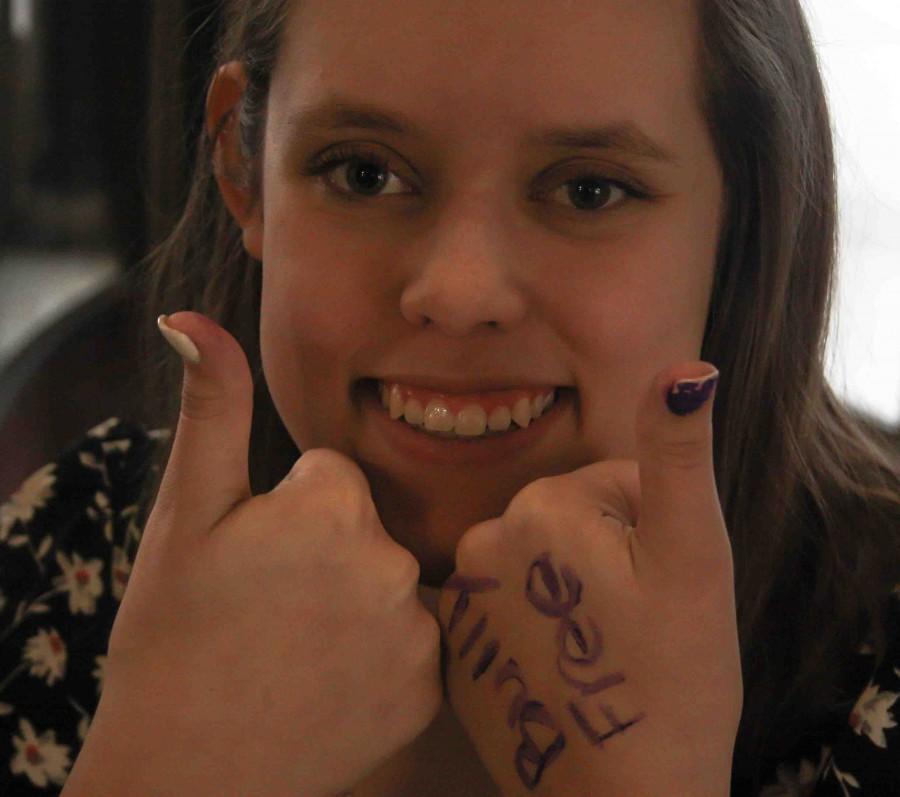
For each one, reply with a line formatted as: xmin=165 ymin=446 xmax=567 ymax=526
xmin=269 ymin=0 xmax=702 ymax=152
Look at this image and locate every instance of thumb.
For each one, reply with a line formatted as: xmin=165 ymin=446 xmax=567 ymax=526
xmin=633 ymin=361 xmax=725 ymax=578
xmin=155 ymin=311 xmax=254 ymax=531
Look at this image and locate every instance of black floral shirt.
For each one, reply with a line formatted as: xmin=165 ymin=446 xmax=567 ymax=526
xmin=0 ymin=418 xmax=897 ymax=795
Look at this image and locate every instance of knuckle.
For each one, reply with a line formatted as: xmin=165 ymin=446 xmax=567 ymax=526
xmin=654 ymin=436 xmax=711 ymax=471
xmin=289 ymin=448 xmax=374 ymax=517
xmin=296 ymin=446 xmax=352 ymax=471
xmin=293 ymin=448 xmax=364 ymax=489
xmin=506 ymin=476 xmax=555 ymax=519
xmin=369 ymin=544 xmax=420 ymax=604
xmin=179 ymin=383 xmax=230 ymax=422
xmin=522 ymin=474 xmax=556 ymax=501
xmin=391 ymin=546 xmax=421 ymax=590
xmin=453 ymin=534 xmax=478 ymax=568
xmin=454 ymin=518 xmax=502 ymax=568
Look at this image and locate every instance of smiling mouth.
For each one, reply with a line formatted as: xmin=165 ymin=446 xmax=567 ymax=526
xmin=356 ymin=378 xmax=577 ymax=435
xmin=353 ymin=378 xmax=583 ymax=467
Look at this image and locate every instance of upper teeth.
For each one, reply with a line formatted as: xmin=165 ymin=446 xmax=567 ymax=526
xmin=378 ymin=382 xmax=557 ymax=436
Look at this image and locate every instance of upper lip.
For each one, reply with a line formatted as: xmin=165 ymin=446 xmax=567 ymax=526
xmin=369 ymin=375 xmax=566 ymax=394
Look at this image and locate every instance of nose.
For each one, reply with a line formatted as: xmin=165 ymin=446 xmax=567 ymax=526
xmin=399 ymin=225 xmax=528 ymax=336
xmin=398 ymin=181 xmax=530 ymax=335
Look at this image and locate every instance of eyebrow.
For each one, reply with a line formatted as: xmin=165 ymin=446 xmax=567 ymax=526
xmin=284 ymin=96 xmax=680 ymax=165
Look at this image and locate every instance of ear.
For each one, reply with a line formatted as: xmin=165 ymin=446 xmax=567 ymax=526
xmin=206 ymin=61 xmax=263 ymax=260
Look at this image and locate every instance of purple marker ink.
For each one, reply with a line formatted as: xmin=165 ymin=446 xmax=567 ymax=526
xmin=472 ymin=639 xmax=500 ymax=681
xmin=459 ymin=613 xmax=488 ymax=658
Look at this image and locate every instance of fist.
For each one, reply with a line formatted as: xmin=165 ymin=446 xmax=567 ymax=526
xmin=438 ymin=362 xmax=742 ymax=797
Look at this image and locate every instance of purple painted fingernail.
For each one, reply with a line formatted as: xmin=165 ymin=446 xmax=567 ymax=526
xmin=665 ymin=369 xmax=719 ymax=416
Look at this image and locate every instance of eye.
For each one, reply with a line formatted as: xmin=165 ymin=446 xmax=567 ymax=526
xmin=304 ymin=145 xmax=410 ymax=201
xmin=303 ymin=145 xmax=648 ymax=213
xmin=545 ymin=174 xmax=634 ymax=213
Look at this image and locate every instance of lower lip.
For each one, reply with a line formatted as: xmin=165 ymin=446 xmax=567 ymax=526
xmin=359 ymin=380 xmax=574 ymax=466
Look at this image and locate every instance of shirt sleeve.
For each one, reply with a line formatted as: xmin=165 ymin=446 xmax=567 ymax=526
xmin=0 ymin=417 xmax=166 ymax=795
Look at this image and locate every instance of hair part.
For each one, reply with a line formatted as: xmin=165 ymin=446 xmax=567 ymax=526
xmin=131 ymin=2 xmax=900 ymax=793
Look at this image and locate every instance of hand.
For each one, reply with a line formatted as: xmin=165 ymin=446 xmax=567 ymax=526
xmin=437 ymin=362 xmax=741 ymax=797
xmin=64 ymin=312 xmax=442 ymax=797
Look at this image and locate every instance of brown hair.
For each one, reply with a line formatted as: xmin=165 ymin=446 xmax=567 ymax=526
xmin=130 ymin=1 xmax=900 ymax=793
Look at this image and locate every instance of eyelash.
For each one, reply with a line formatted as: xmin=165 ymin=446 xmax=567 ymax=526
xmin=302 ymin=144 xmax=651 ymax=215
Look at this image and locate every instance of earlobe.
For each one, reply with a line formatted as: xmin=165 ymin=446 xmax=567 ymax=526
xmin=242 ymin=220 xmax=263 ymax=261
xmin=206 ymin=61 xmax=263 ymax=261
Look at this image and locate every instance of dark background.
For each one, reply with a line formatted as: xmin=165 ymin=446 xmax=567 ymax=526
xmin=1 ymin=0 xmax=222 ymax=262
xmin=0 ymin=0 xmax=224 ymax=495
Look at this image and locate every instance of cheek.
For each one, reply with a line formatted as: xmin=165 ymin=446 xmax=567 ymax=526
xmin=260 ymin=241 xmax=378 ymax=354
xmin=552 ymin=231 xmax=714 ymax=459
xmin=259 ymin=259 xmax=380 ymax=451
xmin=259 ymin=312 xmax=353 ymax=454
xmin=260 ymin=191 xmax=387 ymax=342
xmin=553 ymin=249 xmax=707 ymax=364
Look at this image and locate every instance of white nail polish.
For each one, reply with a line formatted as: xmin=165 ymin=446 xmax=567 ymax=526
xmin=157 ymin=314 xmax=201 ymax=364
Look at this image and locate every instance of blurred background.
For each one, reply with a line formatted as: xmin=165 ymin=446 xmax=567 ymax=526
xmin=0 ymin=0 xmax=898 ymax=497
xmin=0 ymin=0 xmax=218 ymax=494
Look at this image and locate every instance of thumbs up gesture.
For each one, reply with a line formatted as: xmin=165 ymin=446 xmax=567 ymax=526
xmin=63 ymin=312 xmax=444 ymax=797
xmin=438 ymin=363 xmax=742 ymax=797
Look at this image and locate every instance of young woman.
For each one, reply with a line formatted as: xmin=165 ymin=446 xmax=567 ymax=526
xmin=1 ymin=1 xmax=897 ymax=795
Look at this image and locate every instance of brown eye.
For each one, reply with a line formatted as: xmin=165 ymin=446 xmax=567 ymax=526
xmin=549 ymin=176 xmax=630 ymax=213
xmin=304 ymin=146 xmax=409 ymax=200
xmin=304 ymin=145 xmax=648 ymax=212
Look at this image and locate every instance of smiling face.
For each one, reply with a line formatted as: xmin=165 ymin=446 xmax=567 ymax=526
xmin=218 ymin=0 xmax=724 ymax=585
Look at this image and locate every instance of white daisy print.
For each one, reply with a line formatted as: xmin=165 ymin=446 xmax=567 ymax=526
xmin=848 ymin=681 xmax=899 ymax=748
xmin=9 ymin=717 xmax=72 ymax=788
xmin=759 ymin=756 xmax=820 ymax=796
xmin=111 ymin=545 xmax=132 ymax=601
xmin=829 ymin=760 xmax=861 ymax=797
xmin=22 ymin=628 xmax=67 ymax=686
xmin=101 ymin=438 xmax=132 ymax=455
xmin=92 ymin=654 xmax=108 ymax=698
xmin=86 ymin=417 xmax=120 ymax=438
xmin=76 ymin=712 xmax=91 ymax=743
xmin=51 ymin=551 xmax=104 ymax=615
xmin=0 ymin=464 xmax=57 ymax=541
